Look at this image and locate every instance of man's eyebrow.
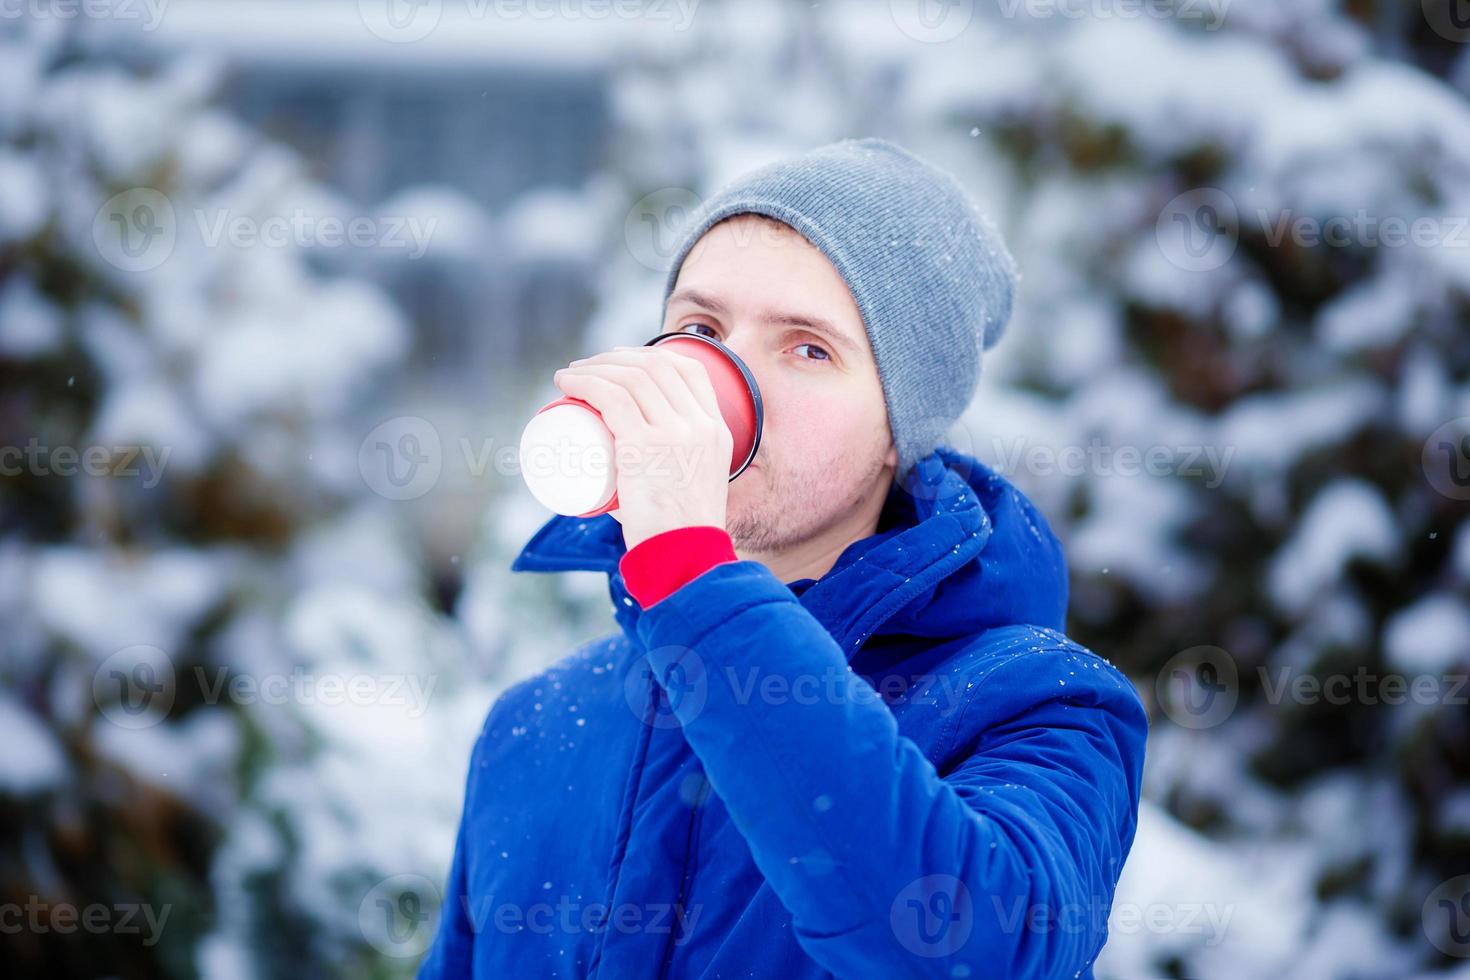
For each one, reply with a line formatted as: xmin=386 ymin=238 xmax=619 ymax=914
xmin=667 ymin=288 xmax=863 ymax=356
xmin=669 ymin=289 xmax=731 ymax=316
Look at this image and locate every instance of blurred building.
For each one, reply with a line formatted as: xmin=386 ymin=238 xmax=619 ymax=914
xmin=92 ymin=0 xmax=682 ymax=402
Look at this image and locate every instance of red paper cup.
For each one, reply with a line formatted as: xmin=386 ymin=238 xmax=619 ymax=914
xmin=518 ymin=332 xmax=763 ymax=517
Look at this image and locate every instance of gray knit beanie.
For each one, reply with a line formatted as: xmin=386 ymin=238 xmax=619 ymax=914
xmin=659 ymin=137 xmax=1019 ymax=485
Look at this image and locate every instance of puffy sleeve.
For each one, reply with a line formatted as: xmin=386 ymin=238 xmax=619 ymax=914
xmin=632 ymin=558 xmax=1147 ymax=978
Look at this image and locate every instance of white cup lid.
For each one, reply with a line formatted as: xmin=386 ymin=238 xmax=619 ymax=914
xmin=518 ymin=403 xmax=617 ymax=516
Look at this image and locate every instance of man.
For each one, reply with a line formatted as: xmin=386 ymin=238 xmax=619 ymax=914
xmin=419 ymin=138 xmax=1147 ymax=978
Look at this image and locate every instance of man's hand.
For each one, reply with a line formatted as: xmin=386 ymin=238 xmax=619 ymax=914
xmin=553 ymin=344 xmax=734 ymax=550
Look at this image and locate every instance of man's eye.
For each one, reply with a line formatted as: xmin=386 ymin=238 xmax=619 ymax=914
xmin=682 ymin=323 xmax=718 ymax=339
xmin=795 ymin=343 xmax=830 ymax=362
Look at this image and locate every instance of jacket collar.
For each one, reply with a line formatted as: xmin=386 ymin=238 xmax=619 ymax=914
xmin=509 ymin=446 xmax=1067 ymax=655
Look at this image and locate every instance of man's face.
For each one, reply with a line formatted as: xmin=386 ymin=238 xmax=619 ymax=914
xmin=660 ymin=214 xmax=896 ymax=555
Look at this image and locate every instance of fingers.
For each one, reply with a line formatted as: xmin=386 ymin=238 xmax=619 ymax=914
xmin=661 ymin=350 xmax=723 ymax=422
xmin=551 ymin=371 xmax=650 ymax=435
xmin=558 ymin=362 xmax=680 ymax=428
xmin=551 ymin=345 xmax=735 ymax=539
xmin=562 ymin=347 xmax=721 ymax=425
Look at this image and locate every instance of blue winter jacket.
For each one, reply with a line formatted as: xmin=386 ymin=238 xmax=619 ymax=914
xmin=419 ymin=447 xmax=1147 ymax=979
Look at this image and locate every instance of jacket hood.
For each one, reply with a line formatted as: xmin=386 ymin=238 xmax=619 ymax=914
xmin=510 ymin=446 xmax=1070 ymax=652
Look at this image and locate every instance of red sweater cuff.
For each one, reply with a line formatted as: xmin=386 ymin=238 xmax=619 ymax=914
xmin=618 ymin=525 xmax=739 ymax=609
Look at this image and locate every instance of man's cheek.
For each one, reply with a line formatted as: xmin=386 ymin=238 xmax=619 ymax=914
xmin=762 ymin=387 xmax=869 ymax=468
xmin=777 ymin=391 xmax=841 ymax=440
xmin=764 ymin=425 xmax=820 ymax=471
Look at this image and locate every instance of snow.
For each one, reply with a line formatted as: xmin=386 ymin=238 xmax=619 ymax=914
xmin=1287 ymin=899 xmax=1420 ymax=980
xmin=0 ymin=275 xmax=63 ymax=357
xmin=1222 ymin=279 xmax=1278 ymax=341
xmin=1249 ymin=61 xmax=1470 ymax=178
xmin=0 ymin=694 xmax=66 ymax=793
xmin=1098 ymin=802 xmax=1310 ymax=978
xmin=1398 ymin=344 xmax=1453 ymax=437
xmin=287 ymin=505 xmax=427 ymax=597
xmin=192 ymin=279 xmax=407 ymax=428
xmin=1071 ymin=473 xmax=1208 ymax=601
xmin=1035 ymin=299 xmax=1125 ymax=390
xmin=90 ymin=376 xmax=214 ymax=474
xmin=77 ymin=303 xmax=156 ymax=387
xmin=377 ymin=184 xmax=493 ymax=262
xmin=1383 ymin=595 xmax=1470 ymax=676
xmin=174 ymin=108 xmax=254 ymax=187
xmin=0 ymin=147 xmax=48 ymax=243
xmin=37 ymin=66 xmax=195 ymax=182
xmin=1317 ymin=269 xmax=1422 ymax=353
xmin=1216 ymin=382 xmax=1385 ymax=479
xmin=501 ymin=184 xmax=608 ymax=264
xmin=1056 ymin=19 xmax=1291 ymax=158
xmin=32 ymin=547 xmax=233 ymax=662
xmin=1268 ymin=480 xmax=1399 ymax=615
xmin=91 ymin=708 xmax=242 ymax=816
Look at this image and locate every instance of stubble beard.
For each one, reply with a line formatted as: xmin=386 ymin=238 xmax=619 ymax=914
xmin=725 ymin=446 xmax=889 ymax=556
